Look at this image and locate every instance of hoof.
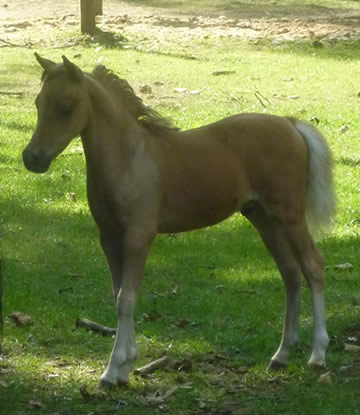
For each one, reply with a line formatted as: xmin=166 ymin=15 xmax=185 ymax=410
xmin=267 ymin=359 xmax=288 ymax=371
xmin=98 ymin=376 xmax=129 ymax=390
xmin=98 ymin=362 xmax=132 ymax=389
xmin=308 ymin=361 xmax=326 ymax=371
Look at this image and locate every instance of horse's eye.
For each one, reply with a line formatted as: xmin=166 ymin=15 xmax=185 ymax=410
xmin=58 ymin=100 xmax=73 ymax=116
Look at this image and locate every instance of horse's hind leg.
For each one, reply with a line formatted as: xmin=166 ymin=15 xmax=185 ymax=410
xmin=245 ymin=206 xmax=302 ymax=368
xmin=247 ymin=205 xmax=329 ymax=369
xmin=291 ymin=227 xmax=329 ymax=368
xmin=274 ymin=223 xmax=329 ymax=369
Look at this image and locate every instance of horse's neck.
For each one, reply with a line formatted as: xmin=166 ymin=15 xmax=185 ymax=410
xmin=81 ymin=76 xmax=143 ymax=177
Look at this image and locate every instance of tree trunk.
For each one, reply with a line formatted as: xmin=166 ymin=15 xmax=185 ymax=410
xmin=80 ymin=0 xmax=96 ymax=35
xmin=95 ymin=0 xmax=103 ymax=16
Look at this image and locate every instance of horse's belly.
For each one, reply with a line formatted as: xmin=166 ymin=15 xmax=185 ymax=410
xmin=157 ymin=141 xmax=251 ymax=233
xmin=157 ymin=191 xmax=241 ymax=233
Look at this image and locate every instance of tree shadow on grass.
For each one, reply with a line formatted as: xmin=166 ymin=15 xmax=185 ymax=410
xmin=1 ymin=196 xmax=290 ymax=355
xmin=2 ymin=198 xmax=279 ymax=321
xmin=86 ymin=27 xmax=128 ymax=48
xmin=0 ymin=199 xmax=278 ymax=413
xmin=2 ymin=194 xmax=358 ymax=339
xmin=2 ymin=191 xmax=360 ymax=414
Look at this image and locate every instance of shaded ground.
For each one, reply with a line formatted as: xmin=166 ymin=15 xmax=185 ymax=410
xmin=1 ymin=0 xmax=360 ymax=48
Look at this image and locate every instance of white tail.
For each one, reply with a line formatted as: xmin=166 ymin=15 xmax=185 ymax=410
xmin=292 ymin=120 xmax=336 ymax=237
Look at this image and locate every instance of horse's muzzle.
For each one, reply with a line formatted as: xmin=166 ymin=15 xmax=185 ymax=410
xmin=22 ymin=148 xmax=51 ymax=173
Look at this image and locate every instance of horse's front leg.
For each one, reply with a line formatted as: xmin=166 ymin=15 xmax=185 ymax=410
xmin=99 ymin=231 xmax=124 ymax=302
xmin=98 ymin=227 xmax=154 ymax=388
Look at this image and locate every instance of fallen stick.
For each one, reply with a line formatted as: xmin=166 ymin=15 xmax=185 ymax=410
xmin=144 ymin=383 xmax=192 ymax=406
xmin=134 ymin=356 xmax=169 ymax=376
xmin=76 ymin=318 xmax=116 ymax=336
xmin=145 ymin=385 xmax=179 ymax=406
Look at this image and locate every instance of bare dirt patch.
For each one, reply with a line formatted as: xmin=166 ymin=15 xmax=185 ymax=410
xmin=1 ymin=0 xmax=360 ymax=49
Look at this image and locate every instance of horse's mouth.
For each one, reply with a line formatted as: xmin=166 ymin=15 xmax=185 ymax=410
xmin=22 ymin=149 xmax=52 ymax=173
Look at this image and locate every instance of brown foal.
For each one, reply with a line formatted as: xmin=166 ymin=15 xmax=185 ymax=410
xmin=22 ymin=54 xmax=335 ymax=388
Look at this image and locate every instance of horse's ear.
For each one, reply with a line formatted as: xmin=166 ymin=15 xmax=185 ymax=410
xmin=62 ymin=55 xmax=83 ymax=82
xmin=34 ymin=52 xmax=56 ymax=73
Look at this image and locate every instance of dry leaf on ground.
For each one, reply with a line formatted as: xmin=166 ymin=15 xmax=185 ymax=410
xmin=325 ymin=263 xmax=353 ymax=272
xmin=8 ymin=311 xmax=32 ymax=327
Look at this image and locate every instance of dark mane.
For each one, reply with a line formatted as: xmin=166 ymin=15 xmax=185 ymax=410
xmin=91 ymin=65 xmax=178 ymax=134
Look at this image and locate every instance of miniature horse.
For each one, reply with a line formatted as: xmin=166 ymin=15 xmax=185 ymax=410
xmin=22 ymin=54 xmax=335 ymax=388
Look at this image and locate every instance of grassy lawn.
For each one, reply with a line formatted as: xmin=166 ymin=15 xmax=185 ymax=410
xmin=1 ymin=1 xmax=360 ymax=414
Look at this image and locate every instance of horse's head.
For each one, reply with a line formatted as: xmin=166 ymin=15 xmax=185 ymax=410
xmin=23 ymin=53 xmax=89 ymax=173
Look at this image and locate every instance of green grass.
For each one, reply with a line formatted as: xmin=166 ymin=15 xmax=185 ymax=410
xmin=1 ymin=2 xmax=360 ymax=414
